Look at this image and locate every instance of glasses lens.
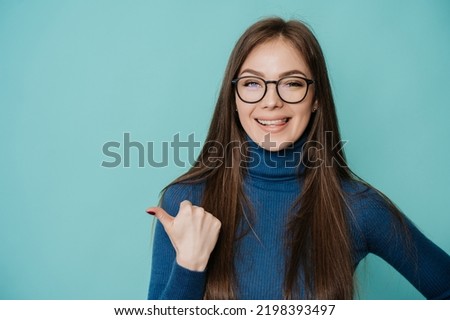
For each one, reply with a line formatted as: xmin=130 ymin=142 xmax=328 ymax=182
xmin=278 ymin=77 xmax=308 ymax=103
xmin=236 ymin=77 xmax=265 ymax=103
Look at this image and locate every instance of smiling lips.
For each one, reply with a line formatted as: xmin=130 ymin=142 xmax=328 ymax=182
xmin=255 ymin=117 xmax=290 ymax=132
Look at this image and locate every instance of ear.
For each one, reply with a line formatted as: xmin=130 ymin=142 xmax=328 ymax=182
xmin=312 ymin=101 xmax=319 ymax=113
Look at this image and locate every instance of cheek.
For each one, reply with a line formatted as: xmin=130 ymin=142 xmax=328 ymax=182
xmin=298 ymin=107 xmax=313 ymax=121
xmin=236 ymin=102 xmax=253 ymax=125
xmin=289 ymin=108 xmax=313 ymax=135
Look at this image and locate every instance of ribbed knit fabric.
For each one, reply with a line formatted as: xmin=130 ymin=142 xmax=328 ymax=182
xmin=148 ymin=137 xmax=450 ymax=300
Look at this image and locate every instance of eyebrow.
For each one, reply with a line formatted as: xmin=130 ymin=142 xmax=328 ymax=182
xmin=239 ymin=68 xmax=308 ymax=78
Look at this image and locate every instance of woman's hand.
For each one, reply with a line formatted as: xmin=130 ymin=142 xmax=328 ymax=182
xmin=146 ymin=200 xmax=221 ymax=272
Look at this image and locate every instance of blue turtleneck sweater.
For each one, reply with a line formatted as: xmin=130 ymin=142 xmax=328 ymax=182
xmin=148 ymin=138 xmax=450 ymax=299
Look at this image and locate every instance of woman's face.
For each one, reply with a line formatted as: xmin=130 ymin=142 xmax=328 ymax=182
xmin=235 ymin=38 xmax=316 ymax=151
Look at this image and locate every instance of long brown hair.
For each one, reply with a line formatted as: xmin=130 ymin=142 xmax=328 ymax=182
xmin=165 ymin=17 xmax=409 ymax=299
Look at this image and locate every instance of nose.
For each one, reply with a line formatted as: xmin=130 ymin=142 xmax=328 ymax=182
xmin=262 ymin=82 xmax=283 ymax=109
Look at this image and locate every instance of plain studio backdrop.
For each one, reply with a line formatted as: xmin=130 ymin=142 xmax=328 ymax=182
xmin=1 ymin=0 xmax=449 ymax=299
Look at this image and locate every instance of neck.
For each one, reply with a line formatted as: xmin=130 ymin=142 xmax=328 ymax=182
xmin=244 ymin=135 xmax=306 ymax=181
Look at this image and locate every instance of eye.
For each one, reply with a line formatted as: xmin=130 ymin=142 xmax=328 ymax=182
xmin=241 ymin=78 xmax=263 ymax=88
xmin=281 ymin=78 xmax=306 ymax=88
xmin=288 ymin=81 xmax=304 ymax=87
xmin=244 ymin=81 xmax=260 ymax=87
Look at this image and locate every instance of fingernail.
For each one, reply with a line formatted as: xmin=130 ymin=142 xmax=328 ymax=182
xmin=146 ymin=209 xmax=156 ymax=215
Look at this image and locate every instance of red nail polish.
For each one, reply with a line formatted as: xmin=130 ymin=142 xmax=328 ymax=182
xmin=146 ymin=210 xmax=156 ymax=215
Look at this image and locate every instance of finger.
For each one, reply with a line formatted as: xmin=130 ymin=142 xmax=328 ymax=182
xmin=179 ymin=200 xmax=192 ymax=210
xmin=146 ymin=207 xmax=174 ymax=230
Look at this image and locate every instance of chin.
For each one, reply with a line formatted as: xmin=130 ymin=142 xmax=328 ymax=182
xmin=261 ymin=140 xmax=294 ymax=151
xmin=253 ymin=133 xmax=299 ymax=151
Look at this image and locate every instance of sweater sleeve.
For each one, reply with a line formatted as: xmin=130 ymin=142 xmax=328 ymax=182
xmin=355 ymin=189 xmax=450 ymax=299
xmin=147 ymin=183 xmax=207 ymax=300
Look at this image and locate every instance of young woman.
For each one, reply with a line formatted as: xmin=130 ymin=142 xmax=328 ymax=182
xmin=146 ymin=17 xmax=450 ymax=299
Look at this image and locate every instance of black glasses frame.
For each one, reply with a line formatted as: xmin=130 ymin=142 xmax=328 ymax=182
xmin=231 ymin=75 xmax=314 ymax=104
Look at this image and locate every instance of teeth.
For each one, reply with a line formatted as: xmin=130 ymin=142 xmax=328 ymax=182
xmin=257 ymin=118 xmax=288 ymax=126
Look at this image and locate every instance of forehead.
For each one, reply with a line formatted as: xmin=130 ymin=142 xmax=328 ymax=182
xmin=240 ymin=38 xmax=310 ymax=76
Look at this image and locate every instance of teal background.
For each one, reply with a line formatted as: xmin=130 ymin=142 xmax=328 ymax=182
xmin=1 ymin=0 xmax=449 ymax=299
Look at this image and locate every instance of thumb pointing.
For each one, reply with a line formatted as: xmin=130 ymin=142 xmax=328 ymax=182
xmin=146 ymin=207 xmax=174 ymax=230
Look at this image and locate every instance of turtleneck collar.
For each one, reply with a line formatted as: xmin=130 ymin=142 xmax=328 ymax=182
xmin=244 ymin=134 xmax=306 ymax=182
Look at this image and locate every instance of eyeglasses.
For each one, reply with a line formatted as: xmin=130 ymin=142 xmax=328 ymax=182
xmin=231 ymin=76 xmax=314 ymax=104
